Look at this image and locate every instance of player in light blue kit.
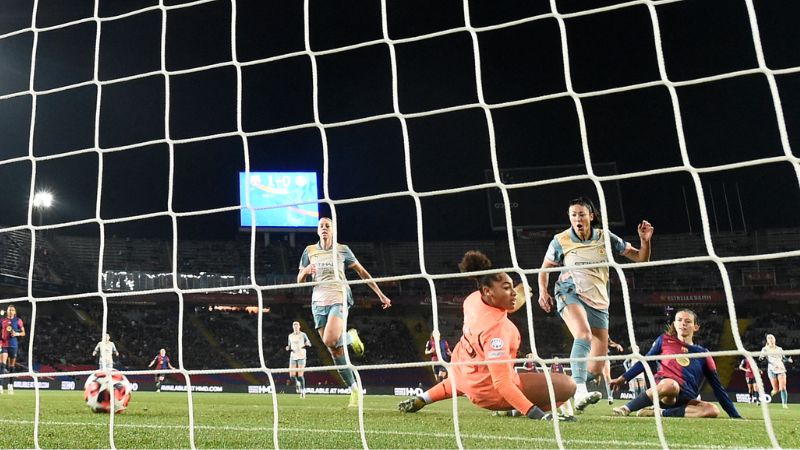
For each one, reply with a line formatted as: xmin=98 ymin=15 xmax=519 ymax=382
xmin=538 ymin=197 xmax=653 ymax=412
xmin=297 ymin=217 xmax=391 ymax=407
xmin=760 ymin=334 xmax=793 ymax=409
xmin=287 ymin=321 xmax=312 ymax=398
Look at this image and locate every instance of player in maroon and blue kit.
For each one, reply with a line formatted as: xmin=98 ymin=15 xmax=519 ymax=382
xmin=148 ymin=348 xmax=175 ymax=392
xmin=1 ymin=305 xmax=26 ymax=395
xmin=610 ymin=309 xmax=741 ymax=418
xmin=738 ymin=356 xmax=762 ymax=404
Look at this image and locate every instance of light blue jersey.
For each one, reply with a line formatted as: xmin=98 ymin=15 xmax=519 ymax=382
xmin=299 ymin=242 xmax=358 ymax=306
xmin=545 ymin=227 xmax=628 ymax=310
xmin=288 ymin=331 xmax=311 ymax=360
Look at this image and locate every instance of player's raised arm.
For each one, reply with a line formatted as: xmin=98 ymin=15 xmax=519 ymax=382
xmin=622 ymin=220 xmax=653 ymax=263
xmin=349 ymin=261 xmax=391 ymax=309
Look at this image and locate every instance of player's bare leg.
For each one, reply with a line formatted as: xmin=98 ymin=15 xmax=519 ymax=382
xmin=319 ymin=315 xmax=360 ymax=407
xmin=561 ymin=305 xmax=602 ymax=412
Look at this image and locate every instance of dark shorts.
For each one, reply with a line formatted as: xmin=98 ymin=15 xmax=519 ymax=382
xmin=746 ymin=377 xmax=757 ymax=385
xmin=653 ymin=379 xmax=695 ymax=409
xmin=1 ymin=347 xmax=18 ymax=359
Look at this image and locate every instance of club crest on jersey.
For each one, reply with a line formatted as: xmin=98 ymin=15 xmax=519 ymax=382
xmin=490 ymin=338 xmax=504 ymax=350
xmin=676 ymin=356 xmax=690 ymax=366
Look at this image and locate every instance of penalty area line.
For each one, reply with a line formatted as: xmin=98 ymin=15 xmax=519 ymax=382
xmin=0 ymin=418 xmax=727 ymax=449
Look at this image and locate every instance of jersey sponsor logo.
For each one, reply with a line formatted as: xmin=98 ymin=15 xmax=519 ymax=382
xmin=490 ymin=338 xmax=504 ymax=350
xmin=676 ymin=356 xmax=690 ymax=367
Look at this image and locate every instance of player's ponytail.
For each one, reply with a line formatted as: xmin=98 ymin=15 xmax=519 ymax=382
xmin=459 ymin=250 xmax=503 ymax=289
xmin=569 ymin=196 xmax=603 ymax=229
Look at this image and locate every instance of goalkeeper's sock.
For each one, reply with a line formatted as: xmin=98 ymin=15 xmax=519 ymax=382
xmin=332 ymin=354 xmax=356 ymax=387
xmin=624 ymin=392 xmax=653 ymax=412
xmin=569 ymin=338 xmax=591 ymax=384
xmin=605 ymin=379 xmax=613 ymax=400
xmin=781 ymin=389 xmax=788 ymax=406
xmin=297 ymin=376 xmax=305 ymax=391
xmin=663 ymin=405 xmax=686 ymax=417
xmin=290 ymin=375 xmax=298 ymax=386
xmin=422 ymin=379 xmax=454 ymax=404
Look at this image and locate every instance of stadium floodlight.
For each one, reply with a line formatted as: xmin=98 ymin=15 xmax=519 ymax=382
xmin=32 ymin=191 xmax=54 ymax=209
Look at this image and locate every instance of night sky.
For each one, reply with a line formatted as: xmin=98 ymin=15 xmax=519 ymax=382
xmin=1 ymin=0 xmax=799 ymax=243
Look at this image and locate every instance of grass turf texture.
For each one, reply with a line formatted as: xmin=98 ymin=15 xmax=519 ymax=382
xmin=0 ymin=391 xmax=798 ymax=448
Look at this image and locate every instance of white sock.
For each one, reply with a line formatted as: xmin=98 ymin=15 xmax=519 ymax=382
xmin=575 ymin=383 xmax=588 ymax=397
xmin=421 ymin=392 xmax=432 ymax=404
xmin=560 ymin=398 xmax=574 ymax=416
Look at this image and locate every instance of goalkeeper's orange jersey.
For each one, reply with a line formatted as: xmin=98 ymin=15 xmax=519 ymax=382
xmin=450 ymin=291 xmax=533 ymax=414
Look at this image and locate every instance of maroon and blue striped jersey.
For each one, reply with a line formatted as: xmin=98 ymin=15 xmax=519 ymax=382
xmin=623 ymin=333 xmax=740 ymax=418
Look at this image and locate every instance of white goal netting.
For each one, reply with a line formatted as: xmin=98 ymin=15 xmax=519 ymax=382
xmin=1 ymin=0 xmax=799 ymax=448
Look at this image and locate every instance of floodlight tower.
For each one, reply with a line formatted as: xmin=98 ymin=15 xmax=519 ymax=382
xmin=32 ymin=191 xmax=54 ymax=226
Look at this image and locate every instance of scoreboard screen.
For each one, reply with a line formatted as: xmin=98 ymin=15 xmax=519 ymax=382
xmin=239 ymin=172 xmax=319 ymax=229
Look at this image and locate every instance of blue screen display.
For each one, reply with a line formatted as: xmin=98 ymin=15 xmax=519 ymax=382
xmin=239 ymin=172 xmax=319 ymax=228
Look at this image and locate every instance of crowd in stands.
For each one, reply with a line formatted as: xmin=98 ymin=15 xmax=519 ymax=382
xmin=1 ymin=297 xmax=795 ymax=392
xmin=2 ymin=225 xmax=799 ymax=389
xmin=3 ymin=227 xmax=800 ymax=297
xmin=743 ymin=311 xmax=800 ymax=352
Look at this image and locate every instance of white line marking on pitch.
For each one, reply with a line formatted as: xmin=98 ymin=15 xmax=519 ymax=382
xmin=0 ymin=418 xmax=728 ymax=449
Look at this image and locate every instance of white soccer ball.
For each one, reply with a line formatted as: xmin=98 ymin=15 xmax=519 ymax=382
xmin=83 ymin=370 xmax=132 ymax=413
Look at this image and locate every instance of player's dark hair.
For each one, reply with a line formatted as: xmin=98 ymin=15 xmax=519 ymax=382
xmin=458 ymin=250 xmax=504 ymax=289
xmin=666 ymin=308 xmax=699 ymax=336
xmin=569 ymin=196 xmax=603 ymax=229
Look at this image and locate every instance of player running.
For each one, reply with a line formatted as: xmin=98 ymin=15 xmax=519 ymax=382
xmin=738 ymin=356 xmax=762 ymax=404
xmin=297 ymin=217 xmax=392 ymax=407
xmin=760 ymin=334 xmax=793 ymax=409
xmin=538 ymin=197 xmax=652 ymax=412
xmin=425 ymin=332 xmax=452 ymax=383
xmin=1 ymin=305 xmax=25 ymax=395
xmin=610 ymin=309 xmax=741 ymax=418
xmin=287 ymin=321 xmax=312 ymax=398
xmin=399 ymin=251 xmax=576 ymax=421
xmin=148 ymin=348 xmax=176 ymax=392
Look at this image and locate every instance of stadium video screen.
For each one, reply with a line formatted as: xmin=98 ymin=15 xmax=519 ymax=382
xmin=239 ymin=172 xmax=319 ymax=229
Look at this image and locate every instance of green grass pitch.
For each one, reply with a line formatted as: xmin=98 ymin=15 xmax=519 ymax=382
xmin=0 ymin=391 xmax=798 ymax=448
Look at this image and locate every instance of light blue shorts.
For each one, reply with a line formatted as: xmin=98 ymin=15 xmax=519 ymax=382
xmin=312 ymin=303 xmax=347 ymax=330
xmin=289 ymin=358 xmax=306 ymax=367
xmin=768 ymin=369 xmax=785 ymax=380
xmin=556 ymin=292 xmax=609 ymax=330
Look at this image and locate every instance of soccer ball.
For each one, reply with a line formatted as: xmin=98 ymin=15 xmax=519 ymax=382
xmin=83 ymin=370 xmax=132 ymax=413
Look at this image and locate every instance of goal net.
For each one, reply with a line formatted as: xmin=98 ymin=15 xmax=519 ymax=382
xmin=0 ymin=0 xmax=798 ymax=448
